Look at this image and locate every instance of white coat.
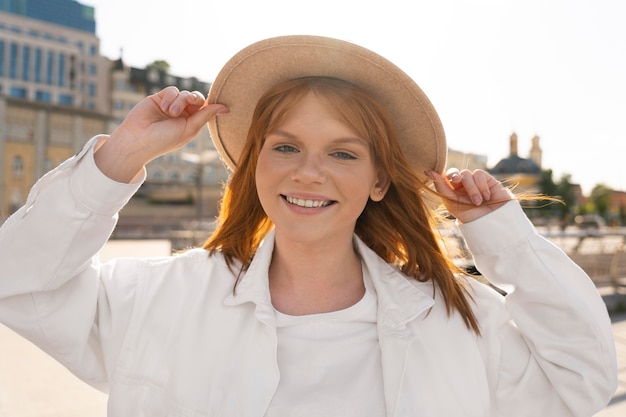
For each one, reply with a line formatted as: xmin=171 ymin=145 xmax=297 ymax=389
xmin=0 ymin=137 xmax=617 ymax=417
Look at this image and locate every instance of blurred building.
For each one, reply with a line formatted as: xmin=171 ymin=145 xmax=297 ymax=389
xmin=0 ymin=0 xmax=111 ymax=215
xmin=489 ymin=132 xmax=543 ymax=193
xmin=447 ymin=148 xmax=488 ymax=172
xmin=0 ymin=0 xmax=109 ymax=112
xmin=0 ymin=0 xmax=227 ymax=216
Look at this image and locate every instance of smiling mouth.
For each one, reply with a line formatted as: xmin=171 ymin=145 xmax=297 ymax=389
xmin=283 ymin=195 xmax=335 ymax=208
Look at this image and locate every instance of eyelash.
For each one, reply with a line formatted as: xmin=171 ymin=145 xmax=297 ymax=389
xmin=274 ymin=145 xmax=298 ymax=153
xmin=273 ymin=145 xmax=357 ymax=161
xmin=332 ymin=151 xmax=357 ymax=160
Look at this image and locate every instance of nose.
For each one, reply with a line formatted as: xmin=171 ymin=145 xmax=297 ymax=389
xmin=291 ymin=153 xmax=326 ymax=184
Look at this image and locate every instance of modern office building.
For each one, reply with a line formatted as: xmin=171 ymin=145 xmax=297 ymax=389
xmin=0 ymin=1 xmax=227 ymax=216
xmin=0 ymin=0 xmax=96 ymax=33
xmin=0 ymin=0 xmax=110 ymax=112
xmin=0 ymin=0 xmax=112 ymax=215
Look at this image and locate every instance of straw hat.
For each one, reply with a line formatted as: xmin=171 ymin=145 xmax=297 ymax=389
xmin=207 ymin=35 xmax=446 ymax=175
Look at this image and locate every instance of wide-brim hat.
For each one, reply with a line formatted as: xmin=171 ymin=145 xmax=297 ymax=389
xmin=207 ymin=35 xmax=446 ymax=175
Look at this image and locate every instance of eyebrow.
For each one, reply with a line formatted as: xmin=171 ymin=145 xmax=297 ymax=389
xmin=267 ymin=129 xmax=369 ymax=147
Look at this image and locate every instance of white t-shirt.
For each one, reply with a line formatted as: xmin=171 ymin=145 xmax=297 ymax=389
xmin=266 ymin=271 xmax=386 ymax=417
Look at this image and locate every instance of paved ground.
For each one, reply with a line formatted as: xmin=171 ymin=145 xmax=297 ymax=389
xmin=0 ymin=240 xmax=625 ymax=416
xmin=594 ymin=308 xmax=626 ymax=417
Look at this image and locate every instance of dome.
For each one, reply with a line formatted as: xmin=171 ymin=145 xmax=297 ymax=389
xmin=490 ymin=154 xmax=541 ymax=175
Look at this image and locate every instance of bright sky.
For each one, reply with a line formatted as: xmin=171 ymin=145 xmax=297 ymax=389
xmin=83 ymin=0 xmax=626 ymax=194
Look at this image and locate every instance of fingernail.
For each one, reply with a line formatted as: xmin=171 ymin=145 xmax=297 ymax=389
xmin=483 ymin=191 xmax=491 ymax=201
xmin=472 ymin=195 xmax=483 ymax=206
xmin=161 ymin=100 xmax=170 ymax=111
xmin=216 ymin=107 xmax=230 ymax=115
xmin=170 ymin=105 xmax=181 ymax=115
xmin=424 ymin=170 xmax=434 ymax=180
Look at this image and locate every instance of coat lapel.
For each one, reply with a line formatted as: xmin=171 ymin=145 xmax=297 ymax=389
xmin=354 ymin=236 xmax=435 ymax=416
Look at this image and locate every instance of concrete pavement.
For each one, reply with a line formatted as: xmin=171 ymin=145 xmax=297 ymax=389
xmin=594 ymin=308 xmax=626 ymax=417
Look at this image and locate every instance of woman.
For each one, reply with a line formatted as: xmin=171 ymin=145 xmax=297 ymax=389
xmin=0 ymin=35 xmax=617 ymax=416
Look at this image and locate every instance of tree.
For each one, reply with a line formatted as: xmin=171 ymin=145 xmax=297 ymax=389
xmin=554 ymin=174 xmax=577 ymax=219
xmin=146 ymin=60 xmax=170 ymax=73
xmin=589 ymin=184 xmax=612 ymax=218
xmin=535 ymin=170 xmax=578 ymax=226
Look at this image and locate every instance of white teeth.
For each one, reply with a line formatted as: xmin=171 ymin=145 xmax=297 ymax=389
xmin=286 ymin=196 xmax=331 ymax=208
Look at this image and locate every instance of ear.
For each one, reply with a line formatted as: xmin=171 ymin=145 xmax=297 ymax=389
xmin=370 ymin=171 xmax=390 ymax=202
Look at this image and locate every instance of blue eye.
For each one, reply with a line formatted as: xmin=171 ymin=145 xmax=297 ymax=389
xmin=274 ymin=145 xmax=298 ymax=153
xmin=333 ymin=151 xmax=357 ymax=160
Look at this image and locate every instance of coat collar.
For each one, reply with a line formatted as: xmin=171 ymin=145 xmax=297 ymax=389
xmin=352 ymin=234 xmax=434 ymax=330
xmin=224 ymin=229 xmax=434 ymax=329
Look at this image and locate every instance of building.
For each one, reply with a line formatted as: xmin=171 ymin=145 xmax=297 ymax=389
xmin=0 ymin=0 xmax=228 ymax=217
xmin=447 ymin=148 xmax=488 ymax=172
xmin=0 ymin=0 xmax=110 ymax=112
xmin=0 ymin=0 xmax=112 ymax=215
xmin=110 ymin=58 xmax=228 ymax=205
xmin=489 ymin=132 xmax=543 ymax=193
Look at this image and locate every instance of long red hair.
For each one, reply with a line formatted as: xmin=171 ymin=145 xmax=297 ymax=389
xmin=203 ymin=77 xmax=480 ymax=333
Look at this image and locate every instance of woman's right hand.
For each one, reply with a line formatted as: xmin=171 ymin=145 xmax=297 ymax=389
xmin=94 ymin=86 xmax=228 ymax=183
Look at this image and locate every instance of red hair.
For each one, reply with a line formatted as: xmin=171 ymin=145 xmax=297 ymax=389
xmin=203 ymin=77 xmax=480 ymax=333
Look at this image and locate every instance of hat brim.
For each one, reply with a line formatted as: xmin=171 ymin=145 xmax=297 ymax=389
xmin=207 ymin=35 xmax=446 ymax=175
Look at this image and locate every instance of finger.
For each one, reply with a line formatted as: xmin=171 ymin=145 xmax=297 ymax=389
xmin=472 ymin=170 xmax=491 ymax=201
xmin=184 ymin=103 xmax=230 ymax=136
xmin=168 ymin=90 xmax=203 ymax=117
xmin=457 ymin=170 xmax=484 ymax=206
xmin=426 ymin=170 xmax=456 ymax=198
xmin=445 ymin=168 xmax=463 ymax=190
xmin=157 ymin=86 xmax=181 ymax=113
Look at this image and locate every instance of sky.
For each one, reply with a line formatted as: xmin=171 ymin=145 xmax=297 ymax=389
xmin=82 ymin=0 xmax=626 ymax=195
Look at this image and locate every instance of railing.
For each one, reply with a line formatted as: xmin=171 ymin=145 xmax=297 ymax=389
xmin=541 ymin=228 xmax=626 ymax=291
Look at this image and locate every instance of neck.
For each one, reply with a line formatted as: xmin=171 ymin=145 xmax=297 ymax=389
xmin=269 ymin=233 xmax=365 ymax=315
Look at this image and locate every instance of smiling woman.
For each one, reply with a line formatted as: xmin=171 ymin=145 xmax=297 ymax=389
xmin=0 ymin=35 xmax=617 ymax=416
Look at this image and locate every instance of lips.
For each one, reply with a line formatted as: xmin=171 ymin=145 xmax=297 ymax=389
xmin=283 ymin=195 xmax=335 ymax=208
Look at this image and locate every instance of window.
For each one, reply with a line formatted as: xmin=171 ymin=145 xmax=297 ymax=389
xmin=21 ymin=45 xmax=30 ymax=81
xmin=10 ymin=86 xmax=27 ymax=98
xmin=0 ymin=41 xmax=4 ymax=77
xmin=88 ymin=83 xmax=96 ymax=97
xmin=9 ymin=42 xmax=18 ymax=79
xmin=35 ymin=90 xmax=51 ymax=102
xmin=34 ymin=48 xmax=42 ymax=82
xmin=12 ymin=156 xmax=24 ymax=179
xmin=169 ymin=170 xmax=181 ymax=182
xmin=58 ymin=53 xmax=65 ymax=86
xmin=58 ymin=94 xmax=74 ymax=106
xmin=89 ymin=63 xmax=97 ymax=75
xmin=46 ymin=51 xmax=54 ymax=85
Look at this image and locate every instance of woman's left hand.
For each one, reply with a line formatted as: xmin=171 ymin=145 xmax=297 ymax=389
xmin=426 ymin=169 xmax=513 ymax=223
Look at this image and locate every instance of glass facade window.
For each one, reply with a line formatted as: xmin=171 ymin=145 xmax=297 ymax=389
xmin=22 ymin=45 xmax=30 ymax=80
xmin=58 ymin=94 xmax=73 ymax=106
xmin=1 ymin=0 xmax=96 ymax=33
xmin=9 ymin=42 xmax=18 ymax=79
xmin=46 ymin=51 xmax=54 ymax=85
xmin=10 ymin=86 xmax=27 ymax=98
xmin=34 ymin=48 xmax=42 ymax=83
xmin=35 ymin=90 xmax=51 ymax=102
xmin=0 ymin=41 xmax=4 ymax=77
xmin=57 ymin=53 xmax=65 ymax=86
